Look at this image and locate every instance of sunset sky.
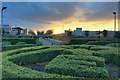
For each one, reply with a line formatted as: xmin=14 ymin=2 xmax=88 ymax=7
xmin=2 ymin=2 xmax=118 ymax=34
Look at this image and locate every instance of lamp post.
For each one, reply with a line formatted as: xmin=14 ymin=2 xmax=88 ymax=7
xmin=1 ymin=7 xmax=7 ymax=34
xmin=113 ymin=12 xmax=116 ymax=37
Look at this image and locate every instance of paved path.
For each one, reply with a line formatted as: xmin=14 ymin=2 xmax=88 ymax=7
xmin=39 ymin=37 xmax=62 ymax=46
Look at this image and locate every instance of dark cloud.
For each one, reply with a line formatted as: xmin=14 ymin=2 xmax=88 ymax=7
xmin=2 ymin=2 xmax=118 ymax=30
xmin=3 ymin=2 xmax=78 ymax=24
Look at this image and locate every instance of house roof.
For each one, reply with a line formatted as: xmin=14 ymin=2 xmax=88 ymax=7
xmin=12 ymin=27 xmax=24 ymax=30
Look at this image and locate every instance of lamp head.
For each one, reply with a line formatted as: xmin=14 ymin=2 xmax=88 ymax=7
xmin=2 ymin=7 xmax=7 ymax=11
xmin=113 ymin=12 xmax=116 ymax=14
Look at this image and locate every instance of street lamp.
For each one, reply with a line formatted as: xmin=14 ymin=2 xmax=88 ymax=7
xmin=2 ymin=7 xmax=7 ymax=11
xmin=113 ymin=11 xmax=116 ymax=36
xmin=1 ymin=7 xmax=7 ymax=34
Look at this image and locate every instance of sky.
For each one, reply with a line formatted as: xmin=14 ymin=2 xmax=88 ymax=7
xmin=2 ymin=2 xmax=118 ymax=34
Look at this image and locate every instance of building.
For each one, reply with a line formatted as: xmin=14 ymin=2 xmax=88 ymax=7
xmin=107 ymin=31 xmax=114 ymax=37
xmin=12 ymin=27 xmax=27 ymax=36
xmin=72 ymin=28 xmax=83 ymax=37
xmin=72 ymin=28 xmax=115 ymax=37
xmin=2 ymin=25 xmax=12 ymax=34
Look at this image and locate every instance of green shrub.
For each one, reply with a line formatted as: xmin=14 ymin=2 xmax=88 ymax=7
xmin=69 ymin=38 xmax=98 ymax=45
xmin=2 ymin=59 xmax=71 ymax=78
xmin=2 ymin=42 xmax=11 ymax=46
xmin=93 ymin=48 xmax=120 ymax=66
xmin=105 ymin=43 xmax=120 ymax=47
xmin=79 ymin=45 xmax=96 ymax=50
xmin=9 ymin=48 xmax=65 ymax=65
xmin=2 ymin=44 xmax=36 ymax=51
xmin=2 ymin=45 xmax=114 ymax=78
xmin=86 ymin=41 xmax=120 ymax=45
xmin=56 ymin=55 xmax=105 ymax=67
xmin=2 ymin=38 xmax=37 ymax=45
xmin=9 ymin=48 xmax=76 ymax=66
xmin=70 ymin=49 xmax=94 ymax=56
xmin=2 ymin=47 xmax=72 ymax=78
xmin=4 ymin=46 xmax=50 ymax=56
xmin=45 ymin=55 xmax=108 ymax=78
xmin=16 ymin=42 xmax=26 ymax=45
xmin=69 ymin=45 xmax=81 ymax=49
xmin=90 ymin=46 xmax=111 ymax=51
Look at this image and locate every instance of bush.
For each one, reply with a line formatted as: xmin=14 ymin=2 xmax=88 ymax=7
xmin=105 ymin=43 xmax=120 ymax=47
xmin=16 ymin=42 xmax=26 ymax=45
xmin=2 ymin=59 xmax=71 ymax=78
xmin=2 ymin=44 xmax=36 ymax=51
xmin=57 ymin=55 xmax=105 ymax=67
xmin=9 ymin=48 xmax=65 ymax=65
xmin=2 ymin=47 xmax=72 ymax=78
xmin=90 ymin=46 xmax=111 ymax=51
xmin=45 ymin=55 xmax=108 ymax=78
xmin=93 ymin=47 xmax=120 ymax=66
xmin=79 ymin=45 xmax=96 ymax=50
xmin=2 ymin=38 xmax=37 ymax=45
xmin=2 ymin=46 xmax=113 ymax=78
xmin=2 ymin=42 xmax=11 ymax=46
xmin=73 ymin=49 xmax=94 ymax=56
xmin=86 ymin=41 xmax=120 ymax=45
xmin=4 ymin=46 xmax=50 ymax=56
xmin=69 ymin=38 xmax=98 ymax=45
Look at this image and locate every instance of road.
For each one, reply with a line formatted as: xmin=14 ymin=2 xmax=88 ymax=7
xmin=39 ymin=37 xmax=62 ymax=46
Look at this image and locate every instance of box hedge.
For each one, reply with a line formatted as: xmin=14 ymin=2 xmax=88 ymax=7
xmin=69 ymin=38 xmax=98 ymax=45
xmin=2 ymin=44 xmax=36 ymax=51
xmin=9 ymin=48 xmax=66 ymax=65
xmin=2 ymin=38 xmax=37 ymax=45
xmin=86 ymin=41 xmax=120 ymax=45
xmin=2 ymin=45 xmax=114 ymax=78
xmin=93 ymin=48 xmax=120 ymax=66
xmin=2 ymin=59 xmax=71 ymax=78
xmin=59 ymin=55 xmax=105 ymax=67
xmin=45 ymin=55 xmax=108 ymax=78
xmin=2 ymin=47 xmax=72 ymax=78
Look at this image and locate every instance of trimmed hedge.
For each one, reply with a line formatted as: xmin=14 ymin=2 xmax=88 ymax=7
xmin=2 ymin=44 xmax=36 ymax=51
xmin=9 ymin=48 xmax=66 ymax=65
xmin=69 ymin=38 xmax=98 ymax=45
xmin=93 ymin=47 xmax=120 ymax=66
xmin=2 ymin=42 xmax=11 ymax=46
xmin=73 ymin=49 xmax=94 ymax=56
xmin=16 ymin=42 xmax=26 ymax=45
xmin=45 ymin=55 xmax=108 ymax=78
xmin=2 ymin=47 xmax=72 ymax=78
xmin=2 ymin=59 xmax=71 ymax=78
xmin=4 ymin=46 xmax=50 ymax=56
xmin=55 ymin=55 xmax=105 ymax=67
xmin=3 ymin=45 xmax=116 ymax=78
xmin=86 ymin=41 xmax=120 ymax=45
xmin=90 ymin=46 xmax=111 ymax=51
xmin=2 ymin=38 xmax=37 ymax=45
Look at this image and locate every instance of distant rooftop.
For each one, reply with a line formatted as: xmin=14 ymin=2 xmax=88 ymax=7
xmin=12 ymin=27 xmax=24 ymax=30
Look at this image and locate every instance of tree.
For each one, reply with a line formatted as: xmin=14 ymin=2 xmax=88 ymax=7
xmin=103 ymin=30 xmax=108 ymax=37
xmin=37 ymin=31 xmax=44 ymax=35
xmin=45 ymin=29 xmax=53 ymax=35
xmin=28 ymin=30 xmax=36 ymax=36
xmin=67 ymin=29 xmax=72 ymax=36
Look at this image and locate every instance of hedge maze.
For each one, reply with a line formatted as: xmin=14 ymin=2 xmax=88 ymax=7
xmin=1 ymin=45 xmax=119 ymax=78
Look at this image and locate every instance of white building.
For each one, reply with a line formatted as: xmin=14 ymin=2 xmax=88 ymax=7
xmin=72 ymin=28 xmax=83 ymax=37
xmin=12 ymin=27 xmax=27 ymax=35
